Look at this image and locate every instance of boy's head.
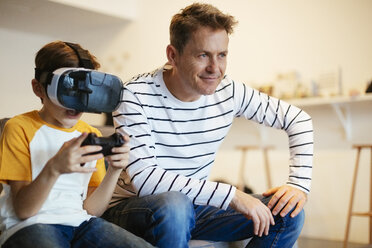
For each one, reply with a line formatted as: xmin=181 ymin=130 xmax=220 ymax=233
xmin=32 ymin=41 xmax=100 ymax=128
xmin=34 ymin=41 xmax=100 ymax=103
xmin=169 ymin=3 xmax=238 ymax=54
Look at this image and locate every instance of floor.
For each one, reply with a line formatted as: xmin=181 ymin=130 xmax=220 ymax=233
xmin=189 ymin=238 xmax=372 ymax=248
xmin=298 ymin=237 xmax=372 ymax=248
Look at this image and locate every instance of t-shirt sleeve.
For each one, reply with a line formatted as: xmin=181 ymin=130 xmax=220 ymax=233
xmin=233 ymin=80 xmax=313 ymax=193
xmin=0 ymin=119 xmax=32 ymax=184
xmin=88 ymin=158 xmax=106 ymax=187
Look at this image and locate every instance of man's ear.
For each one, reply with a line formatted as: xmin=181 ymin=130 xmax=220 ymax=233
xmin=31 ymin=79 xmax=45 ymax=99
xmin=166 ymin=44 xmax=178 ymax=66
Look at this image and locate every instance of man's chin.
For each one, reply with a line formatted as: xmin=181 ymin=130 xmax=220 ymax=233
xmin=203 ymin=84 xmax=220 ymax=95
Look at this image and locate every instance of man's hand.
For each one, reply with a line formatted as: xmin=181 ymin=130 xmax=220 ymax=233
xmin=263 ymin=185 xmax=307 ymax=218
xmin=229 ymin=189 xmax=275 ymax=237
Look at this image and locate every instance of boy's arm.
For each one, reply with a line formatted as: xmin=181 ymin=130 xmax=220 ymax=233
xmin=9 ymin=167 xmax=60 ymax=219
xmin=10 ymin=133 xmax=103 ymax=220
xmin=83 ymin=136 xmax=130 ymax=217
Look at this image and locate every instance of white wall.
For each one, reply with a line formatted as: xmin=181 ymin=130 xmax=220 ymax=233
xmin=1 ymin=0 xmax=372 ymax=243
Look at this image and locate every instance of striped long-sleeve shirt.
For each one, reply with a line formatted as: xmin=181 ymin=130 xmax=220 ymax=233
xmin=110 ymin=66 xmax=313 ymax=210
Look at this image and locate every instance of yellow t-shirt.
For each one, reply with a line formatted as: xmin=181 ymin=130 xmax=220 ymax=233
xmin=0 ymin=110 xmax=105 ymax=244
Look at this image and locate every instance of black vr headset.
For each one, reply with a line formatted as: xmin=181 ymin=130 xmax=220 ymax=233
xmin=35 ymin=42 xmax=123 ymax=113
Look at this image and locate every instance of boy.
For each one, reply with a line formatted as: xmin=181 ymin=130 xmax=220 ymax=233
xmin=0 ymin=41 xmax=153 ymax=248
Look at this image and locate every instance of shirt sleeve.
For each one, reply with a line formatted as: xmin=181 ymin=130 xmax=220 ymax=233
xmin=88 ymin=158 xmax=105 ymax=187
xmin=0 ymin=119 xmax=32 ymax=184
xmin=233 ymin=81 xmax=313 ymax=193
xmin=113 ymin=87 xmax=235 ymax=210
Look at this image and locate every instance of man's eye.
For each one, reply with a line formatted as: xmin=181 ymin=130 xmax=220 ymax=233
xmin=199 ymin=54 xmax=207 ymax=58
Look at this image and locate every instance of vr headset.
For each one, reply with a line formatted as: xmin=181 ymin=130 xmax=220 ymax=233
xmin=35 ymin=42 xmax=123 ymax=113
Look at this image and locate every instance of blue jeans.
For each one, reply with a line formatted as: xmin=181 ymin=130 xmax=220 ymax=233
xmin=102 ymin=191 xmax=304 ymax=248
xmin=2 ymin=217 xmax=154 ymax=248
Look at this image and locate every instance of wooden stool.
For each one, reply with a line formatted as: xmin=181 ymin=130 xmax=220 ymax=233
xmin=235 ymin=145 xmax=273 ymax=191
xmin=344 ymin=144 xmax=372 ymax=248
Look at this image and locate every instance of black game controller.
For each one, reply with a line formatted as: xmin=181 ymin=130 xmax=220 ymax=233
xmin=81 ymin=133 xmax=125 ymax=156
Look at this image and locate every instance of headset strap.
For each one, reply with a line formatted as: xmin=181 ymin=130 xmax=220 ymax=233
xmin=34 ymin=68 xmax=53 ymax=86
xmin=64 ymin=42 xmax=94 ymax=69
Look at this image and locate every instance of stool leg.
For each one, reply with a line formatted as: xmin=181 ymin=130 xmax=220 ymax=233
xmin=237 ymin=149 xmax=247 ymax=191
xmin=370 ymin=148 xmax=372 ymax=244
xmin=343 ymin=147 xmax=361 ymax=248
xmin=263 ymin=148 xmax=272 ymax=189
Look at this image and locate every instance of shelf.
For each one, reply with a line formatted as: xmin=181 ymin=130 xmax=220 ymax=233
xmin=288 ymin=94 xmax=372 ymax=140
xmin=287 ymin=94 xmax=372 ymax=107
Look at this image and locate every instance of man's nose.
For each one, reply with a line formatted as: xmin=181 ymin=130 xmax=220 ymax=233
xmin=206 ymin=57 xmax=218 ymax=73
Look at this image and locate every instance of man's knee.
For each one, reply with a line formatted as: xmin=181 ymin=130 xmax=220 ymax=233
xmin=279 ymin=208 xmax=305 ymax=237
xmin=153 ymin=191 xmax=194 ymax=222
xmin=289 ymin=209 xmax=305 ymax=232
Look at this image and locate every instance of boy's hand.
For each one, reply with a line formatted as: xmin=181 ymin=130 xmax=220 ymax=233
xmin=48 ymin=133 xmax=103 ymax=175
xmin=105 ymin=135 xmax=130 ymax=170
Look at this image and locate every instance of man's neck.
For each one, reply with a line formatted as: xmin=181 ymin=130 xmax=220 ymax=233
xmin=162 ymin=67 xmax=201 ymax=102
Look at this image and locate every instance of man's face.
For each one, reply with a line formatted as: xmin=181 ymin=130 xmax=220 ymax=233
xmin=173 ymin=27 xmax=229 ymax=101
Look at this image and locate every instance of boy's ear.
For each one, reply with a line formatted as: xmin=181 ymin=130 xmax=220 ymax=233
xmin=31 ymin=79 xmax=45 ymax=99
xmin=166 ymin=44 xmax=178 ymax=66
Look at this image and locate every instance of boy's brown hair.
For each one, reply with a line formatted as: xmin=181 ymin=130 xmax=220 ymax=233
xmin=169 ymin=3 xmax=238 ymax=54
xmin=35 ymin=41 xmax=100 ymax=76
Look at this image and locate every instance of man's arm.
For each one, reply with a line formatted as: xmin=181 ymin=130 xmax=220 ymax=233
xmin=234 ymin=81 xmax=313 ymax=217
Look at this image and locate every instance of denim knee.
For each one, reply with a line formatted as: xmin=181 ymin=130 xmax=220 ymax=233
xmin=291 ymin=209 xmax=305 ymax=233
xmin=153 ymin=191 xmax=194 ymax=224
xmin=146 ymin=191 xmax=195 ymax=247
xmin=281 ymin=208 xmax=305 ymax=236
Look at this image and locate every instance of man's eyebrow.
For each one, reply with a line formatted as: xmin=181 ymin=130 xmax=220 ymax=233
xmin=199 ymin=50 xmax=228 ymax=54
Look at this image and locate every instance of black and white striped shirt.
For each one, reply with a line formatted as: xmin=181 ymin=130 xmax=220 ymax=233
xmin=110 ymin=66 xmax=313 ymax=209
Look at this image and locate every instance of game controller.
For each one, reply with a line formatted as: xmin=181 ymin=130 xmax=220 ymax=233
xmin=81 ymin=133 xmax=125 ymax=156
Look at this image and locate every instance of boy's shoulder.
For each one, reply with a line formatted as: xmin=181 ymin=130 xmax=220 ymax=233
xmin=8 ymin=110 xmax=37 ymax=121
xmin=4 ymin=110 xmax=40 ymax=131
xmin=0 ymin=111 xmax=43 ymax=153
xmin=74 ymin=120 xmax=102 ymax=136
xmin=5 ymin=111 xmax=100 ymax=136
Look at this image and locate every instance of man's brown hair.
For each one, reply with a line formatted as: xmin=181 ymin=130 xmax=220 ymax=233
xmin=170 ymin=3 xmax=238 ymax=54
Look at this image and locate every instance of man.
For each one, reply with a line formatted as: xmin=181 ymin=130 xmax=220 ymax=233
xmin=103 ymin=3 xmax=313 ymax=248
